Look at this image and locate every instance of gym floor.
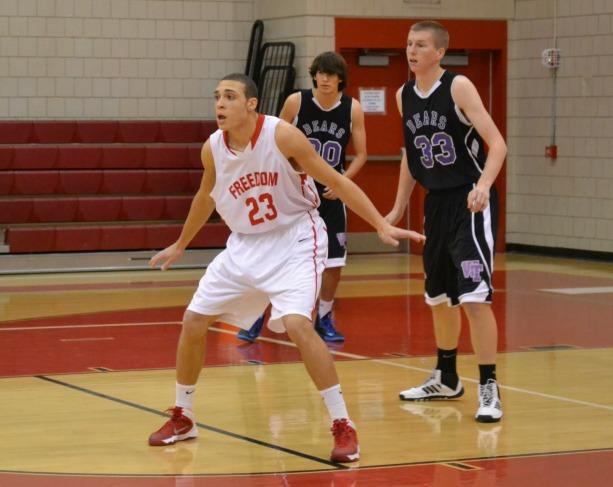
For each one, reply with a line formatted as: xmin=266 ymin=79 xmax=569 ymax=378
xmin=1 ymin=252 xmax=612 ymax=486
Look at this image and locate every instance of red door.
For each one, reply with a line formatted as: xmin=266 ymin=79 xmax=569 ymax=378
xmin=337 ymin=18 xmax=507 ymax=254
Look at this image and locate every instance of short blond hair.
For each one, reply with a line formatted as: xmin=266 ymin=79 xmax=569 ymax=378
xmin=410 ymin=21 xmax=449 ymax=50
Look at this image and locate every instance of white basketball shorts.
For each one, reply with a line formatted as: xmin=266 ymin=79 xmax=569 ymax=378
xmin=187 ymin=212 xmax=327 ymax=333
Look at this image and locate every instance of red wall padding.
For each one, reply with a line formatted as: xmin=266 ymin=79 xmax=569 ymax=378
xmin=1 ymin=120 xmax=224 ymax=253
xmin=6 ymin=223 xmax=230 ymax=253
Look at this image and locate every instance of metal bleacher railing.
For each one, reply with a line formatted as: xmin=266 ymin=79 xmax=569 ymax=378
xmin=245 ymin=21 xmax=296 ymax=116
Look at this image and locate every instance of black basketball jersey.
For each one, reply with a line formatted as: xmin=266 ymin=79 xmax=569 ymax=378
xmin=296 ymin=89 xmax=352 ymax=194
xmin=401 ymin=71 xmax=486 ymax=191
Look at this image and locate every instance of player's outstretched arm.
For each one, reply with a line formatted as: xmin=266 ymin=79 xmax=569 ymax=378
xmin=385 ymin=149 xmax=417 ymax=225
xmin=275 ymin=121 xmax=425 ymax=247
xmin=385 ymin=86 xmax=417 ymax=225
xmin=149 ymin=141 xmax=217 ymax=271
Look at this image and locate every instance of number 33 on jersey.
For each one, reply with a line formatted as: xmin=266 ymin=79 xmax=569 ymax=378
xmin=402 ymin=71 xmax=487 ymax=191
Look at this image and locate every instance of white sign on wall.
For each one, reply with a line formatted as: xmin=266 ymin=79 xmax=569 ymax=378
xmin=359 ymin=87 xmax=386 ymax=114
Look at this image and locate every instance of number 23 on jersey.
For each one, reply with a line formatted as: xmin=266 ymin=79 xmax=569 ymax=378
xmin=246 ymin=193 xmax=278 ymax=226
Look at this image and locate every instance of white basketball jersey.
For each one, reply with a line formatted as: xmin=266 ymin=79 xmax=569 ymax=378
xmin=209 ymin=115 xmax=320 ymax=234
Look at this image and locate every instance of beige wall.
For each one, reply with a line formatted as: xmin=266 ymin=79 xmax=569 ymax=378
xmin=256 ymin=0 xmax=514 ymax=90
xmin=2 ymin=0 xmax=611 ymax=253
xmin=507 ymin=0 xmax=613 ymax=252
xmin=0 ymin=0 xmax=513 ymax=119
xmin=0 ymin=0 xmax=253 ymax=119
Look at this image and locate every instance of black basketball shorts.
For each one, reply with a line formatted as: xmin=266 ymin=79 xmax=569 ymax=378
xmin=422 ymin=184 xmax=498 ymax=306
xmin=318 ymin=196 xmax=347 ymax=268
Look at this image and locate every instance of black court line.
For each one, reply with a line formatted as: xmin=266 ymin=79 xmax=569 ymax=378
xmin=441 ymin=461 xmax=482 ymax=471
xmin=2 ymin=447 xmax=613 ymax=478
xmin=35 ymin=375 xmax=348 ymax=470
xmin=360 ymin=447 xmax=613 ymax=471
xmin=524 ymin=344 xmax=579 ymax=351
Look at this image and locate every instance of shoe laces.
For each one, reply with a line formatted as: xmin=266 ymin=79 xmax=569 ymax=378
xmin=480 ymin=380 xmax=497 ymax=407
xmin=331 ymin=419 xmax=353 ymax=447
xmin=166 ymin=406 xmax=185 ymax=421
xmin=421 ymin=373 xmax=438 ymax=388
xmin=319 ymin=313 xmax=337 ymax=335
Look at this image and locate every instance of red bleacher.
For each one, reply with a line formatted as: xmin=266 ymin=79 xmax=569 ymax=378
xmin=0 ymin=120 xmax=227 ymax=253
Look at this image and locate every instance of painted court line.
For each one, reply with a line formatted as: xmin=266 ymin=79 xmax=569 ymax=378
xmin=60 ymin=337 xmax=115 ymax=342
xmin=540 ymin=286 xmax=613 ymax=295
xmin=5 ymin=320 xmax=613 ymax=413
xmin=210 ymin=327 xmax=613 ymax=413
xmin=0 ymin=321 xmax=181 ymax=331
xmin=35 ymin=375 xmax=346 ymax=470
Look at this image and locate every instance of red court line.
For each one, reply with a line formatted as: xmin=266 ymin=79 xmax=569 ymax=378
xmin=0 ymin=273 xmax=425 ymax=294
xmin=1 ymin=449 xmax=612 ymax=486
xmin=0 ymin=307 xmax=185 ymax=327
xmin=0 ymin=280 xmax=198 ymax=293
xmin=2 ymin=282 xmax=613 ymax=377
xmin=0 ymin=315 xmax=305 ymax=376
xmin=505 ymin=269 xmax=613 ymax=289
xmin=4 ymin=267 xmax=612 ymax=295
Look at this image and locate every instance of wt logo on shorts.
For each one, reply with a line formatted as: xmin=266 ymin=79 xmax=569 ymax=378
xmin=461 ymin=260 xmax=484 ymax=282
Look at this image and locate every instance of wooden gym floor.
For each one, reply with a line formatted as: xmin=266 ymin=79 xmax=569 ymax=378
xmin=1 ymin=252 xmax=613 ymax=486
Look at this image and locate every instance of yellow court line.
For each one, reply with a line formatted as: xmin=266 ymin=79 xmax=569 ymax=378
xmin=0 ymin=321 xmax=181 ymax=331
xmin=210 ymin=326 xmax=613 ymax=413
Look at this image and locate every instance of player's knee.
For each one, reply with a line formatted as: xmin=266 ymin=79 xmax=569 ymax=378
xmin=182 ymin=310 xmax=214 ymax=337
xmin=283 ymin=315 xmax=313 ymax=342
xmin=461 ymin=301 xmax=492 ymax=320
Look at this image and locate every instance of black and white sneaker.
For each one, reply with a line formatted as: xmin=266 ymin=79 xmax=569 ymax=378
xmin=475 ymin=379 xmax=503 ymax=423
xmin=399 ymin=369 xmax=464 ymax=401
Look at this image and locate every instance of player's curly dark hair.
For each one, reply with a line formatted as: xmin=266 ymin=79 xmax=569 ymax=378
xmin=309 ymin=52 xmax=348 ymax=91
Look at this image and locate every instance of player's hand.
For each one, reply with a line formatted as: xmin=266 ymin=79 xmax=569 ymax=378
xmin=322 ymin=187 xmax=339 ymax=200
xmin=377 ymin=223 xmax=426 ymax=247
xmin=467 ymin=185 xmax=490 ymax=213
xmin=149 ymin=242 xmax=184 ymax=271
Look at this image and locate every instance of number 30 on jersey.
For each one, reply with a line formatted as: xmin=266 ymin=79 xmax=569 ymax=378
xmin=308 ymin=138 xmax=342 ymax=168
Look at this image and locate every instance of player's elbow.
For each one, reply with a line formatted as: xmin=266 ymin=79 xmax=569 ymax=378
xmin=352 ymin=152 xmax=368 ymax=170
xmin=491 ymin=135 xmax=507 ymax=159
xmin=498 ymin=138 xmax=507 ymax=158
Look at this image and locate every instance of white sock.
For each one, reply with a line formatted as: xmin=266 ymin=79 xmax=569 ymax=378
xmin=320 ymin=384 xmax=349 ymax=421
xmin=176 ymin=382 xmax=196 ymax=412
xmin=319 ymin=299 xmax=334 ymax=318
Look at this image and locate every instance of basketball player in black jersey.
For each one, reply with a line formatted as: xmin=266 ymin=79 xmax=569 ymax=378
xmin=238 ymin=51 xmax=367 ymax=343
xmin=386 ymin=21 xmax=507 ymax=422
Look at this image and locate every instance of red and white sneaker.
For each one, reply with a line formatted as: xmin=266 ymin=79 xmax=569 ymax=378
xmin=330 ymin=418 xmax=359 ymax=463
xmin=148 ymin=407 xmax=198 ymax=446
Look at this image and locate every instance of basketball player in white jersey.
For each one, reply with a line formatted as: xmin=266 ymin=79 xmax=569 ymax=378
xmin=147 ymin=73 xmax=425 ymax=462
